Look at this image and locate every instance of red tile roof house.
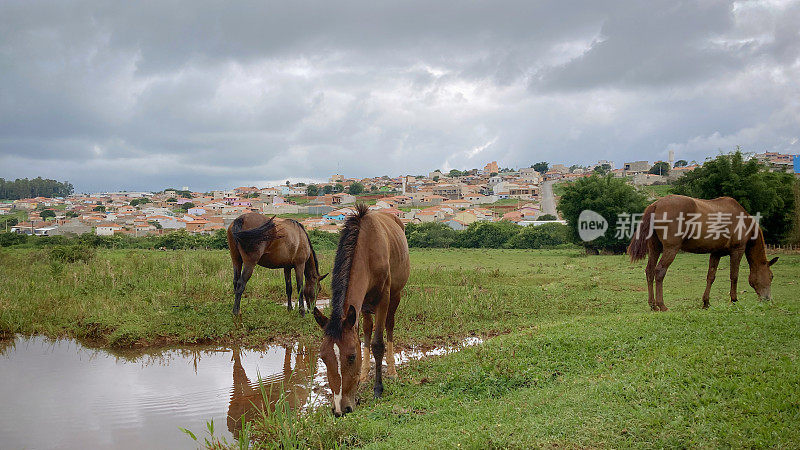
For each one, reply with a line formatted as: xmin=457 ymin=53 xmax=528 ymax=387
xmin=186 ymin=219 xmax=210 ymax=233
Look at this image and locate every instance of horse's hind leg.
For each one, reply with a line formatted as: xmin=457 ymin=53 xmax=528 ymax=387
xmin=384 ymin=292 xmax=401 ymax=379
xmin=654 ymin=247 xmax=678 ymax=311
xmin=371 ymin=289 xmax=391 ymax=399
xmin=702 ymin=254 xmax=720 ymax=309
xmin=283 ymin=268 xmax=293 ymax=311
xmin=645 ymin=243 xmax=660 ymax=311
xmin=360 ymin=313 xmax=373 ymax=382
xmin=233 ymin=263 xmax=255 ymax=315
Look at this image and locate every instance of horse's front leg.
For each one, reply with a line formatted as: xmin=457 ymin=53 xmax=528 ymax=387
xmin=294 ymin=263 xmax=305 ymax=317
xmin=283 ymin=267 xmax=293 ymax=311
xmin=702 ymin=254 xmax=720 ymax=309
xmin=729 ymin=249 xmax=744 ymax=303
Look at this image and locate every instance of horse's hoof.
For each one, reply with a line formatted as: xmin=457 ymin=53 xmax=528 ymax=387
xmin=374 ymin=384 xmax=383 ymax=399
xmin=299 ymin=309 xmax=306 ymax=317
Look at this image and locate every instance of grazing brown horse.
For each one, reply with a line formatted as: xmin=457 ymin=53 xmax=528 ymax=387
xmin=312 ymin=204 xmax=410 ymax=416
xmin=628 ymin=195 xmax=778 ymax=311
xmin=227 ymin=213 xmax=328 ymax=316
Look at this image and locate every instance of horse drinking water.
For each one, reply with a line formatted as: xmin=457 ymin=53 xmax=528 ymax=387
xmin=312 ymin=204 xmax=410 ymax=416
xmin=227 ymin=213 xmax=328 ymax=316
xmin=628 ymin=195 xmax=777 ymax=311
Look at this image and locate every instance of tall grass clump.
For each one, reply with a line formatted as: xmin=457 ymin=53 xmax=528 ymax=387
xmin=49 ymin=244 xmax=95 ymax=264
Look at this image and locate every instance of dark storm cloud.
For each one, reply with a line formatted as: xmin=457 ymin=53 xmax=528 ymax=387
xmin=1 ymin=0 xmax=798 ymax=191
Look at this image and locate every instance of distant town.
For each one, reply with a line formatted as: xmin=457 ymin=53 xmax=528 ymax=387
xmin=3 ymin=151 xmax=798 ymax=237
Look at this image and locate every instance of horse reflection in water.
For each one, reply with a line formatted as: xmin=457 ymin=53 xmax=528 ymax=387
xmin=227 ymin=345 xmax=317 ymax=438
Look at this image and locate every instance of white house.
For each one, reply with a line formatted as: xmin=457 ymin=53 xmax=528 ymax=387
xmin=96 ymin=223 xmax=123 ymax=236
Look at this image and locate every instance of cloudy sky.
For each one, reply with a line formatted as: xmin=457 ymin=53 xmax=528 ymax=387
xmin=1 ymin=0 xmax=798 ymax=192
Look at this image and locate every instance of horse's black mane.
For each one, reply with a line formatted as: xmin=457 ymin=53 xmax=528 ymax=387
xmin=325 ymin=203 xmax=370 ymax=338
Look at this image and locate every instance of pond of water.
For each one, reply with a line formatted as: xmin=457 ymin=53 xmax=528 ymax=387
xmin=0 ymin=335 xmax=481 ymax=449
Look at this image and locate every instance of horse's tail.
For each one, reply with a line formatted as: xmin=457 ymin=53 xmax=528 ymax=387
xmin=231 ymin=215 xmax=278 ymax=253
xmin=628 ymin=202 xmax=656 ymax=262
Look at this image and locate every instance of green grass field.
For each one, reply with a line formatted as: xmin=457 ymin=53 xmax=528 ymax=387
xmin=638 ymin=184 xmax=673 ymax=199
xmin=1 ymin=248 xmax=798 ymax=447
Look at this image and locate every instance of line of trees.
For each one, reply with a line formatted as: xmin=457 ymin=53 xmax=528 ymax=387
xmin=0 ymin=222 xmax=572 ymax=251
xmin=404 ymin=221 xmax=573 ymax=249
xmin=0 ymin=177 xmax=74 ymax=199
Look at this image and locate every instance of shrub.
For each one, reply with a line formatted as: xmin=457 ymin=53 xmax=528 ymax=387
xmin=405 ymin=222 xmax=458 ymax=248
xmin=505 ymin=223 xmax=570 ymax=249
xmin=457 ymin=221 xmax=521 ymax=248
xmin=49 ymin=244 xmax=95 ymax=263
xmin=0 ymin=232 xmax=27 ymax=247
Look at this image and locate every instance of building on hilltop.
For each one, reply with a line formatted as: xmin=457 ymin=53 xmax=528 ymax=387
xmin=623 ymin=161 xmax=650 ymax=175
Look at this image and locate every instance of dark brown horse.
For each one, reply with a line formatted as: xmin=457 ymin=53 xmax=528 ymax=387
xmin=227 ymin=213 xmax=328 ymax=315
xmin=628 ymin=195 xmax=778 ymax=311
xmin=312 ymin=204 xmax=410 ymax=416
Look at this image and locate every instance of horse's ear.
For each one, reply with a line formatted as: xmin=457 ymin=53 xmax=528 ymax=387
xmin=344 ymin=305 xmax=357 ymax=329
xmin=319 ymin=273 xmax=329 ymax=281
xmin=312 ymin=308 xmax=328 ymax=329
xmin=768 ymin=257 xmax=779 ymax=266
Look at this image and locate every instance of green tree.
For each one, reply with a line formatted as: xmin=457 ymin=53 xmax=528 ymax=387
xmin=674 ymin=159 xmax=688 ymax=167
xmin=505 ymin=223 xmax=570 ymax=249
xmin=179 ymin=202 xmax=196 ymax=211
xmin=672 ymin=149 xmax=796 ymax=244
xmin=593 ymin=164 xmax=611 ymax=175
xmin=348 ymin=182 xmax=365 ymax=195
xmin=649 ymin=162 xmax=670 ymax=175
xmin=306 ymin=184 xmax=319 ymax=196
xmin=93 ymin=205 xmax=106 ymax=213
xmin=538 ymin=214 xmax=557 ymax=221
xmin=457 ymin=221 xmax=520 ymax=248
xmin=558 ymin=174 xmax=649 ymax=253
xmin=1 ymin=215 xmax=20 ymax=229
xmin=405 ymin=222 xmax=458 ymax=248
xmin=533 ymin=162 xmax=549 ymax=174
xmin=166 ymin=197 xmax=177 ymax=203
xmin=333 ymin=183 xmax=344 ymax=193
xmin=0 ymin=177 xmax=74 ymax=199
xmin=40 ymin=210 xmax=56 ymax=219
xmin=448 ymin=169 xmax=463 ymax=178
xmin=433 ymin=176 xmax=440 ymax=182
xmin=323 ymin=185 xmax=333 ymax=194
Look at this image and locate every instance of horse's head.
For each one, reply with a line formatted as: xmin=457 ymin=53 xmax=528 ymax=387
xmin=749 ymin=257 xmax=778 ymax=300
xmin=313 ymin=305 xmax=361 ymax=417
xmin=304 ymin=272 xmax=329 ymax=307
